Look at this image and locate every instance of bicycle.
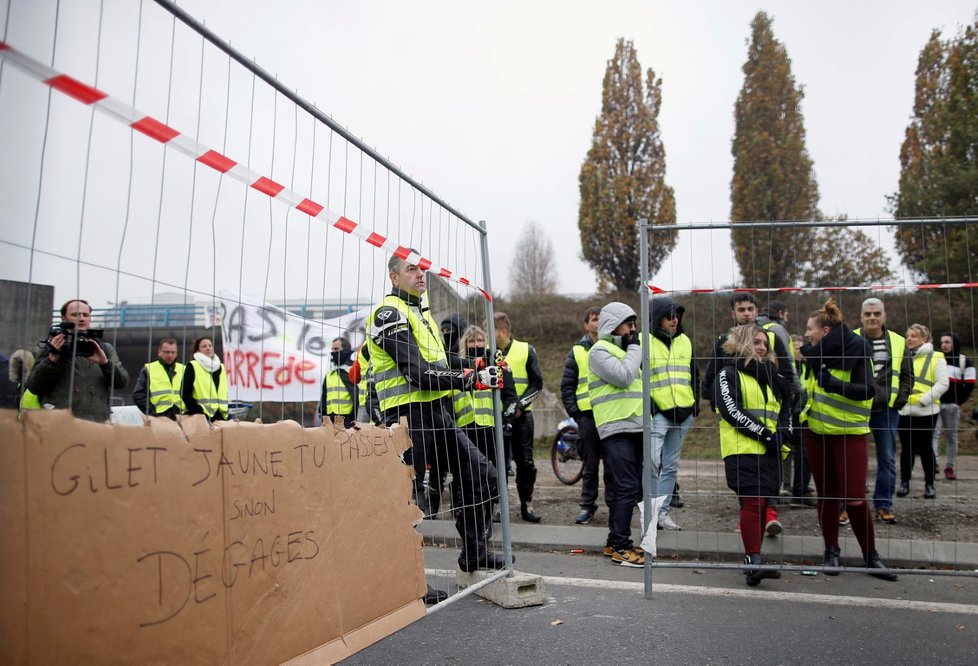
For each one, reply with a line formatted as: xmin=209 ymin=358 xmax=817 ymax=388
xmin=551 ymin=417 xmax=584 ymax=485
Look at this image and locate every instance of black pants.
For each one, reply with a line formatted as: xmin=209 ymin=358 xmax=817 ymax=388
xmin=603 ymin=431 xmax=643 ymax=550
xmin=899 ymin=413 xmax=938 ymax=486
xmin=789 ymin=416 xmax=811 ymax=496
xmin=508 ymin=411 xmax=537 ymax=504
xmin=395 ymin=400 xmax=497 ymax=564
xmin=577 ymin=411 xmax=602 ymax=511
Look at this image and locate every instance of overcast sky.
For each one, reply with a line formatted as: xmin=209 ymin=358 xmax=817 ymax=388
xmin=2 ymin=0 xmax=976 ymax=306
xmin=174 ymin=0 xmax=976 ymax=296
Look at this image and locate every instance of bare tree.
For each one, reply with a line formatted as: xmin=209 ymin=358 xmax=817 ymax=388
xmin=508 ymin=221 xmax=557 ymax=298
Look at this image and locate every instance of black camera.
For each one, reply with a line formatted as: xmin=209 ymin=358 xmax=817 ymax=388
xmin=45 ymin=321 xmax=103 ymax=358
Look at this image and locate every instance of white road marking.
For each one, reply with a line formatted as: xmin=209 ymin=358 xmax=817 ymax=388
xmin=425 ymin=568 xmax=978 ymax=616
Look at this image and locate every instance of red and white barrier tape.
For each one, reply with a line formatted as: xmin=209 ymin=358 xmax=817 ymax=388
xmin=648 ymin=282 xmax=978 ymax=295
xmin=0 ymin=40 xmax=491 ymax=301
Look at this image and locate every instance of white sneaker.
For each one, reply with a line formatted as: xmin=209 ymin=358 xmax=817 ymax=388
xmin=658 ymin=514 xmax=682 ymax=531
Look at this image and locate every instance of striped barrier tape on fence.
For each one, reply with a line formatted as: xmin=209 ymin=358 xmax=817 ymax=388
xmin=0 ymin=40 xmax=491 ymax=301
xmin=647 ymin=281 xmax=978 ymax=295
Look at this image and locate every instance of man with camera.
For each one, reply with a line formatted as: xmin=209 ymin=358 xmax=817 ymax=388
xmin=26 ymin=299 xmax=129 ymax=423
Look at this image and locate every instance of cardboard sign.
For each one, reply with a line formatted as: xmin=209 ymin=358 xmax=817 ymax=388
xmin=0 ymin=409 xmax=426 ymax=664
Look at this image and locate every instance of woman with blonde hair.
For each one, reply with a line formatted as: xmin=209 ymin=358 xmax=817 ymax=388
xmin=896 ymin=323 xmax=948 ymax=499
xmin=715 ymin=324 xmax=792 ymax=586
xmin=801 ymin=299 xmax=896 ymax=581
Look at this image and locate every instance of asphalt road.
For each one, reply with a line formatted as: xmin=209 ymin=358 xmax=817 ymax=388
xmin=342 ymin=549 xmax=978 ymax=665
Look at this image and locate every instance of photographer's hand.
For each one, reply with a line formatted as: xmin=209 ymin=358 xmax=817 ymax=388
xmin=47 ymin=333 xmax=65 ymax=362
xmin=91 ymin=340 xmax=108 ymax=365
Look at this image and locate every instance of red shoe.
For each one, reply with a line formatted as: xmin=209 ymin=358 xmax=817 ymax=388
xmin=945 ymin=466 xmax=957 ymax=481
xmin=765 ymin=506 xmax=783 ymax=537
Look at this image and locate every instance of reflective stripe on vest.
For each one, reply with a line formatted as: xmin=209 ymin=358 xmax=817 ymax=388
xmin=907 ymin=350 xmax=943 ymax=407
xmin=588 ymin=340 xmax=643 ymax=428
xmin=146 ymin=361 xmax=185 ymax=414
xmin=806 ymin=366 xmax=872 ymax=435
xmin=191 ymin=359 xmax=228 ymax=418
xmin=648 ymin=334 xmax=695 ymax=410
xmin=855 ymin=328 xmax=906 ymax=408
xmin=324 ymin=369 xmax=354 ymax=415
xmin=720 ymin=371 xmax=779 ymax=458
xmin=366 ymin=295 xmax=450 ymax=412
xmin=504 ymin=339 xmax=533 ymax=411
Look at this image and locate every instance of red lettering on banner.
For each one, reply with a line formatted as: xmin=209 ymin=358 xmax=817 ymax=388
xmin=260 ymin=352 xmax=279 ymax=389
xmin=246 ymin=352 xmax=261 ymax=389
xmin=225 ymin=348 xmax=319 ymax=390
xmin=295 ymin=361 xmax=316 ymax=385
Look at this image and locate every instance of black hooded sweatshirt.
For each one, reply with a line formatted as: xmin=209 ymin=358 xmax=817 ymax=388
xmin=941 ymin=331 xmax=976 ymax=406
xmin=799 ymin=323 xmax=875 ymax=403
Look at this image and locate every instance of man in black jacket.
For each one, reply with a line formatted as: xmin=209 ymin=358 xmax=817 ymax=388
xmin=367 ymin=253 xmax=507 ymax=587
xmin=132 ymin=338 xmax=184 ymax=419
xmin=560 ymin=307 xmax=601 ymax=524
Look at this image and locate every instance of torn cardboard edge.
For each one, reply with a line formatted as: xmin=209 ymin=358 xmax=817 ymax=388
xmin=0 ymin=409 xmax=427 ymax=665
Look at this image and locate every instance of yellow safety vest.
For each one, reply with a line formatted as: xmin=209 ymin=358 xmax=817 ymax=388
xmin=907 ymin=350 xmax=944 ymax=407
xmin=854 ymin=328 xmax=907 ymax=408
xmin=323 ymin=368 xmax=354 ymax=415
xmin=648 ymin=334 xmax=695 ymax=410
xmin=588 ymin=340 xmax=643 ymax=429
xmin=191 ymin=359 xmax=228 ymax=419
xmin=806 ymin=366 xmax=872 ymax=436
xmin=146 ymin=361 xmax=185 ymax=414
xmin=20 ymin=389 xmax=42 ymax=410
xmin=573 ymin=344 xmax=592 ymax=412
xmin=503 ymin=339 xmax=534 ymax=412
xmin=453 ymin=388 xmax=495 ymax=428
xmin=719 ymin=371 xmax=781 ymax=458
xmin=366 ymin=295 xmax=450 ymax=413
xmin=760 ymin=321 xmax=793 ymax=359
xmin=356 ymin=351 xmax=369 ymax=409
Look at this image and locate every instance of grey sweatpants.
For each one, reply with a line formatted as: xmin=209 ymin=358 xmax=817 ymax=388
xmin=932 ymin=403 xmax=960 ymax=469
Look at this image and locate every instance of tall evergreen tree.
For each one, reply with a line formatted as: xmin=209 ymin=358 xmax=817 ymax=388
xmin=731 ymin=12 xmax=819 ymax=288
xmin=891 ymin=20 xmax=978 ymax=283
xmin=579 ymin=39 xmax=676 ymax=292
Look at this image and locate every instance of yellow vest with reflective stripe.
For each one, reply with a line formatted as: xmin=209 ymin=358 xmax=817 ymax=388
xmin=356 ymin=352 xmax=368 ymax=408
xmin=855 ymin=328 xmax=906 ymax=408
xmin=20 ymin=389 xmax=42 ymax=410
xmin=573 ymin=344 xmax=592 ymax=412
xmin=146 ymin=361 xmax=185 ymax=414
xmin=760 ymin=321 xmax=793 ymax=359
xmin=806 ymin=367 xmax=872 ymax=435
xmin=907 ymin=350 xmax=944 ymax=406
xmin=648 ymin=334 xmax=695 ymax=410
xmin=191 ymin=359 xmax=228 ymax=418
xmin=366 ymin=295 xmax=450 ymax=412
xmin=453 ymin=388 xmax=494 ymax=428
xmin=719 ymin=371 xmax=780 ymax=457
xmin=503 ymin=339 xmax=533 ymax=412
xmin=324 ymin=368 xmax=354 ymax=415
xmin=588 ymin=340 xmax=643 ymax=429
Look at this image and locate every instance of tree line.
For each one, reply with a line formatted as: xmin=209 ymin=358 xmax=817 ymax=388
xmin=509 ymin=11 xmax=978 ymax=297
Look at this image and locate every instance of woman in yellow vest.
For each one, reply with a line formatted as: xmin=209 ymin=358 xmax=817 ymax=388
xmin=182 ymin=336 xmax=228 ymax=421
xmin=896 ymin=323 xmax=948 ymax=500
xmin=800 ymin=300 xmax=897 ymax=581
xmin=715 ymin=324 xmax=792 ymax=586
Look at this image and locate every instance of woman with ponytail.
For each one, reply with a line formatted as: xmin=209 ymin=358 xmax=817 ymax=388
xmin=801 ymin=300 xmax=897 ymax=581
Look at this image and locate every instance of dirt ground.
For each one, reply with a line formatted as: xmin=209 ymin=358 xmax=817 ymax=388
xmin=507 ymin=454 xmax=978 ymax=544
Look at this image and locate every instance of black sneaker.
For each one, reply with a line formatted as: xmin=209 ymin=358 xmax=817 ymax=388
xmin=574 ymin=507 xmax=596 ymax=524
xmin=424 ymin=585 xmax=448 ymax=605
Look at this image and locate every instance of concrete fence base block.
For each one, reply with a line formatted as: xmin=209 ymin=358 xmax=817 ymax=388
xmin=455 ymin=569 xmax=546 ymax=608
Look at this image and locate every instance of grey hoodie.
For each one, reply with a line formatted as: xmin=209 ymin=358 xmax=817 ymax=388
xmin=589 ymin=302 xmax=644 ymax=438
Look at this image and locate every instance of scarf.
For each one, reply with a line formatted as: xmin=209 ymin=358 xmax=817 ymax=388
xmin=194 ymin=352 xmax=223 ymax=373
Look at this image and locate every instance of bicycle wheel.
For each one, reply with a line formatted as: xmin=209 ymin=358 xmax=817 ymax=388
xmin=551 ymin=425 xmax=584 ymax=485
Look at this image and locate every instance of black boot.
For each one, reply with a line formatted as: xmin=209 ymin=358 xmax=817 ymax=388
xmin=744 ymin=553 xmax=780 ymax=587
xmin=521 ymin=501 xmax=542 ymax=523
xmin=896 ymin=480 xmax=909 ymax=497
xmin=824 ymin=545 xmax=841 ymax=576
xmin=424 ymin=585 xmax=448 ymax=605
xmin=865 ymin=551 xmax=898 ymax=581
xmin=458 ymin=549 xmax=512 ymax=573
xmin=923 ymin=484 xmax=936 ymax=499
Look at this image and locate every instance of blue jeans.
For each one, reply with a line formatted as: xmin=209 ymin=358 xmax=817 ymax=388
xmin=870 ymin=407 xmax=899 ymax=510
xmin=649 ymin=413 xmax=692 ymax=516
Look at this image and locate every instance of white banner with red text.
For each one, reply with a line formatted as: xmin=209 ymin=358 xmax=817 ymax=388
xmin=219 ymin=292 xmax=368 ymax=403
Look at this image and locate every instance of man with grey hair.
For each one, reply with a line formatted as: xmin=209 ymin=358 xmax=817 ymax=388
xmin=855 ymin=297 xmax=913 ymax=524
